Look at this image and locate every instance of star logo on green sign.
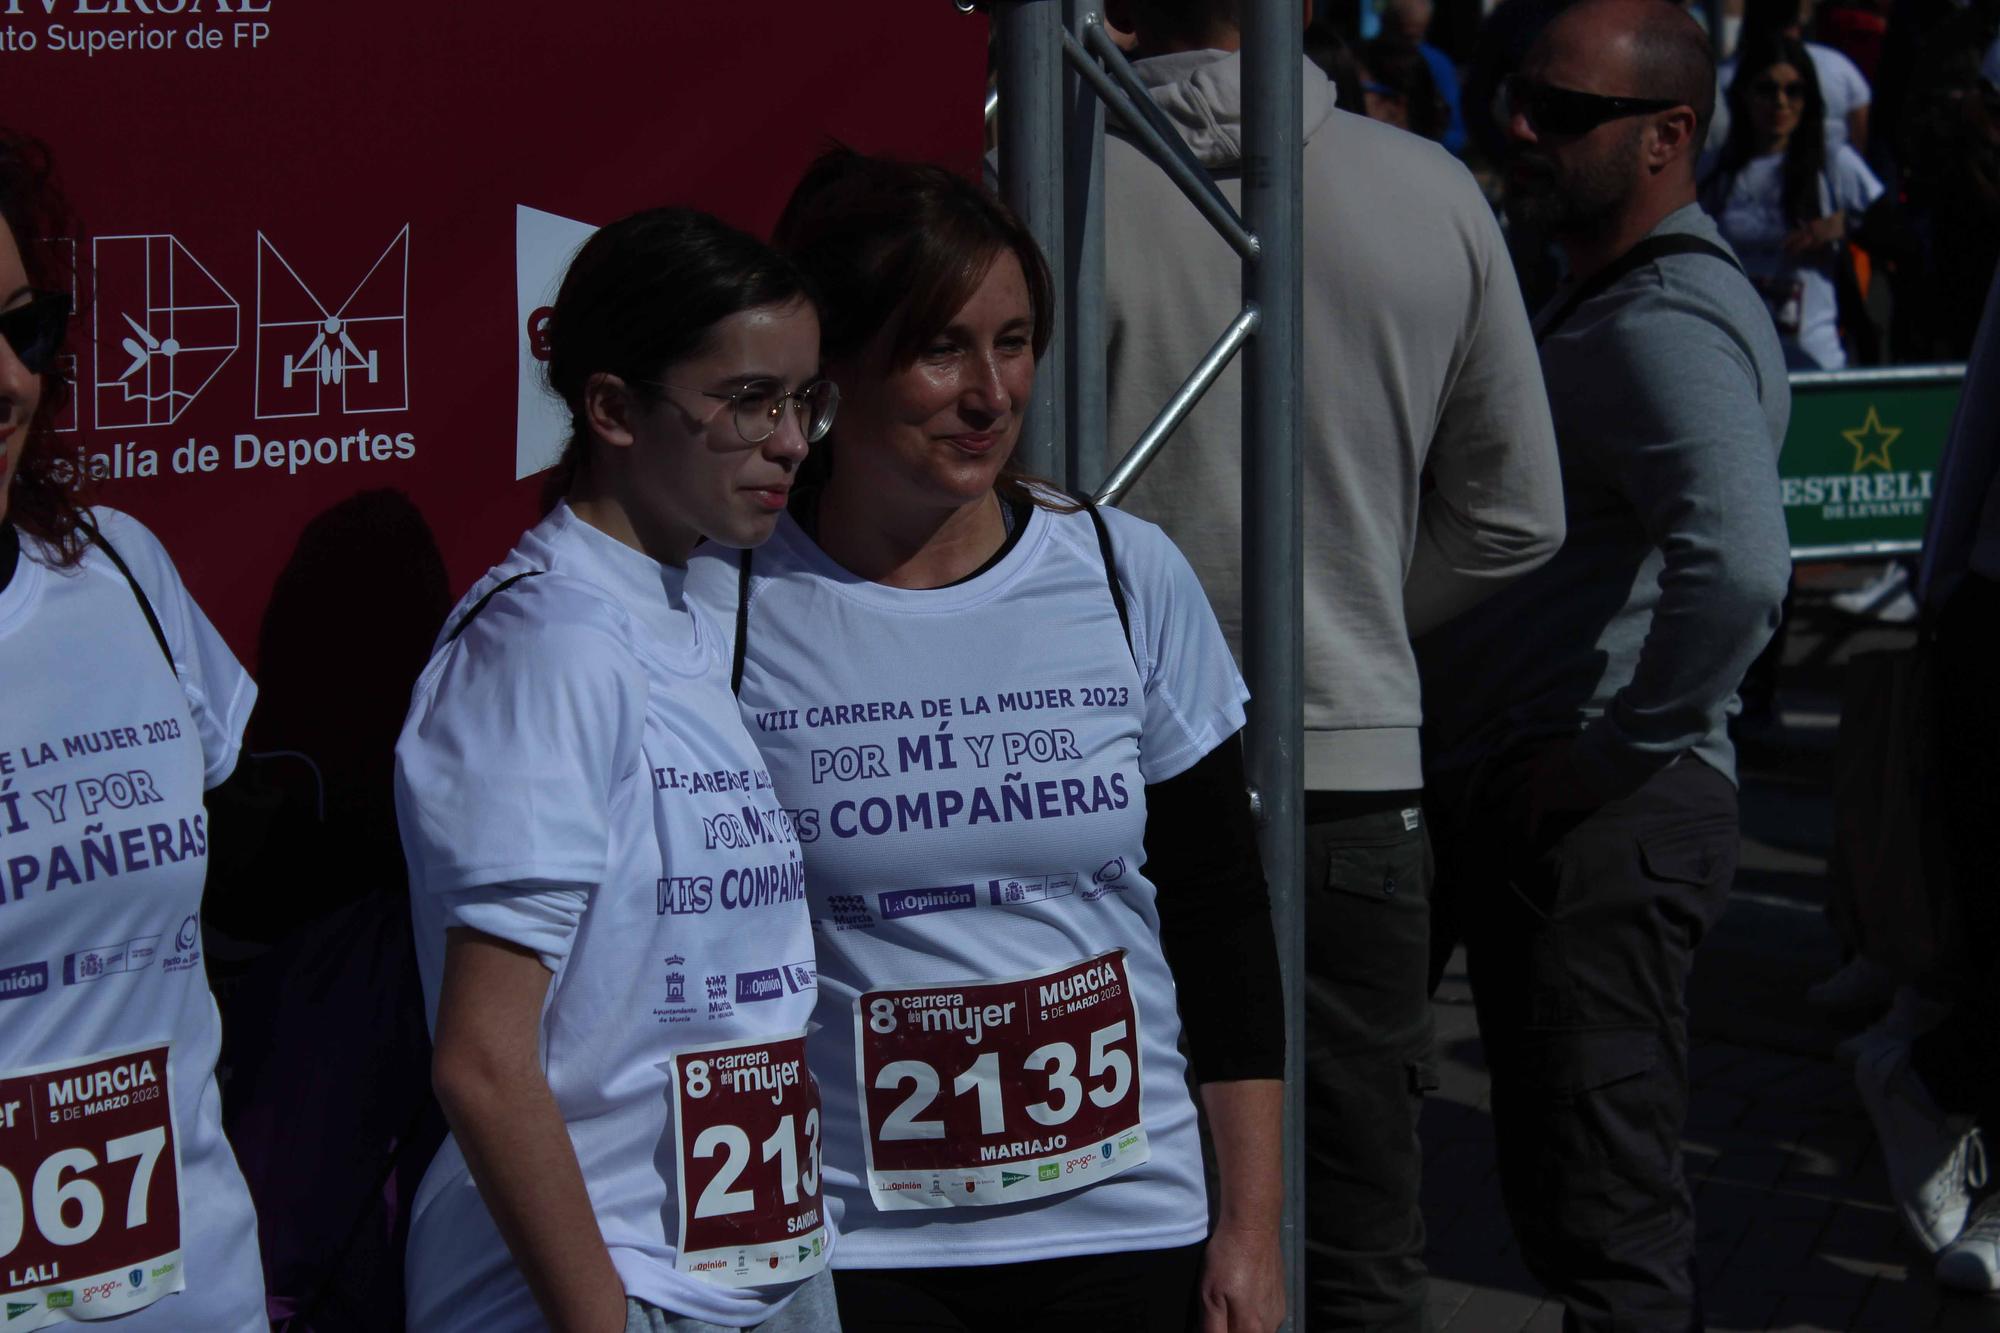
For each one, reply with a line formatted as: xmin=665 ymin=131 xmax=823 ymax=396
xmin=1844 ymin=405 xmax=1902 ymax=472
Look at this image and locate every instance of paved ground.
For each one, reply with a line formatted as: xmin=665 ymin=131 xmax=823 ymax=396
xmin=1420 ymin=586 xmax=2000 ymax=1331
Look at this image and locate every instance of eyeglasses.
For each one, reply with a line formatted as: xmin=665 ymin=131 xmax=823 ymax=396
xmin=1750 ymin=78 xmax=1808 ymax=103
xmin=1501 ymin=74 xmax=1683 ymax=136
xmin=0 ymin=290 xmax=71 ymax=376
xmin=642 ymin=377 xmax=840 ymax=445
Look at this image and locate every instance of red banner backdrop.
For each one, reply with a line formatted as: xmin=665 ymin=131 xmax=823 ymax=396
xmin=6 ymin=0 xmax=987 ymax=906
xmin=8 ymin=0 xmax=987 ymax=650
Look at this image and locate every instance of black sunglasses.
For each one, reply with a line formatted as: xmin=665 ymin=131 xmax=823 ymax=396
xmin=1502 ymin=75 xmax=1684 ymax=136
xmin=0 ymin=290 xmax=72 ymax=376
xmin=1750 ymin=77 xmax=1808 ymax=103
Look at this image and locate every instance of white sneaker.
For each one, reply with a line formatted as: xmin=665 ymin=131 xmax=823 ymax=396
xmin=1830 ymin=563 xmax=1919 ymax=624
xmin=1837 ymin=987 xmax=1955 ymax=1065
xmin=1809 ymin=954 xmax=1899 ymax=1015
xmin=1855 ymin=1041 xmax=1985 ymax=1251
xmin=1939 ymin=1194 xmax=2000 ymax=1293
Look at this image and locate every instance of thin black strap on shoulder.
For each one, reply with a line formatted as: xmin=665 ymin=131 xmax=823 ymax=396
xmin=732 ymin=549 xmax=752 ymax=696
xmin=1082 ymin=501 xmax=1137 ymax=668
xmin=78 ymin=517 xmax=173 ymax=669
xmin=1536 ymin=234 xmax=1743 ymax=345
xmin=445 ymin=571 xmax=543 ymax=644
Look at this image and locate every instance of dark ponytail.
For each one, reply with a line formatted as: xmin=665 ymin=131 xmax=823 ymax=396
xmin=541 ymin=208 xmax=812 ymax=509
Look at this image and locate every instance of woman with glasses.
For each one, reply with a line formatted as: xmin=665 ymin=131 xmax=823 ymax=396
xmin=687 ymin=150 xmax=1285 ymax=1333
xmin=0 ymin=131 xmax=268 ymax=1330
xmin=395 ymin=208 xmax=842 ymax=1333
xmin=1712 ymin=0 xmax=1873 ymax=155
xmin=1702 ymin=30 xmax=1884 ymax=369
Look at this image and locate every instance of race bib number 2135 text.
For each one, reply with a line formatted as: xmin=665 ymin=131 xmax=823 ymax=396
xmin=856 ymin=950 xmax=1147 ymax=1210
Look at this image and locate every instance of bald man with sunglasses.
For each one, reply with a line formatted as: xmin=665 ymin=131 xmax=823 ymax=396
xmin=1417 ymin=0 xmax=1792 ymax=1327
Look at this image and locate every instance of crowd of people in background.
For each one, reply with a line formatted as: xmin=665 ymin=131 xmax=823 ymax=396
xmin=1306 ymin=0 xmax=1999 ymax=370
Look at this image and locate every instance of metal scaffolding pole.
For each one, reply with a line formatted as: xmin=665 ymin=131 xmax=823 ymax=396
xmin=1241 ymin=2 xmax=1306 ymax=1329
xmin=994 ymin=3 xmax=1305 ymax=1324
xmin=995 ymin=0 xmax=1067 ymax=481
xmin=1062 ymin=0 xmax=1107 ymax=494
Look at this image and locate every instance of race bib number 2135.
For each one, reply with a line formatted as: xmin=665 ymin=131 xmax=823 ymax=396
xmin=856 ymin=950 xmax=1147 ymax=1210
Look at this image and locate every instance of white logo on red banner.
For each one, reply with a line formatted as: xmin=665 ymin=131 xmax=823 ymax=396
xmin=253 ymin=225 xmax=410 ymax=420
xmin=90 ymin=234 xmax=240 ymax=431
xmin=855 ymin=950 xmax=1148 ymax=1210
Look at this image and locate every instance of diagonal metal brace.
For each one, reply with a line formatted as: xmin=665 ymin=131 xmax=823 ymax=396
xmin=1095 ymin=304 xmax=1260 ymax=506
xmin=1061 ymin=23 xmax=1260 ymax=263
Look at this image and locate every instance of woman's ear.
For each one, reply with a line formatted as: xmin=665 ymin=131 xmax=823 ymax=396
xmin=583 ymin=372 xmax=639 ymax=450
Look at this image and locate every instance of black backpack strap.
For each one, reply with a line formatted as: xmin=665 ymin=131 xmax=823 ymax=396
xmin=732 ymin=549 xmax=752 ymax=697
xmin=732 ymin=505 xmax=1137 ymax=689
xmin=1536 ymin=234 xmax=1743 ymax=345
xmin=1082 ymin=501 xmax=1137 ymax=669
xmin=445 ymin=571 xmax=543 ymax=644
xmin=78 ymin=517 xmax=173 ymax=670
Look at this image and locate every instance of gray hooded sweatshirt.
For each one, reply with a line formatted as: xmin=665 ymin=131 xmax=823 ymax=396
xmin=1105 ymin=49 xmax=1565 ymax=792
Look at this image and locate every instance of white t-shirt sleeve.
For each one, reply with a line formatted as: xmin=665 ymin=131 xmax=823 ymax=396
xmin=89 ymin=507 xmax=256 ymax=789
xmin=395 ymin=580 xmax=645 ymax=956
xmin=1101 ymin=509 xmax=1250 ymax=783
xmin=1705 ymin=60 xmax=1737 ymax=158
xmin=1830 ymin=144 xmax=1885 ymax=214
xmin=1815 ymin=45 xmax=1872 ymax=116
xmin=440 ymin=883 xmax=592 ymax=971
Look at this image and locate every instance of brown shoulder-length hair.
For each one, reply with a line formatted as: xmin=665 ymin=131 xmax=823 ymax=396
xmin=1 ymin=130 xmax=88 ymax=565
xmin=771 ymin=147 xmax=1064 ymax=508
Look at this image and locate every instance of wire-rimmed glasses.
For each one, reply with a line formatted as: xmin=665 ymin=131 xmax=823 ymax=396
xmin=643 ymin=377 xmax=840 ymax=445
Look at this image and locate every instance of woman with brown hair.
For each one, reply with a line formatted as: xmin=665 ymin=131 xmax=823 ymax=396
xmin=688 ymin=149 xmax=1285 ymax=1332
xmin=0 ymin=129 xmax=268 ymax=1331
xmin=395 ymin=207 xmax=840 ymax=1333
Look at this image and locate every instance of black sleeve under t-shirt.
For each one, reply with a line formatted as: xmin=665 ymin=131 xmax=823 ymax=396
xmin=1145 ymin=733 xmax=1286 ymax=1082
xmin=0 ymin=523 xmax=19 ymax=596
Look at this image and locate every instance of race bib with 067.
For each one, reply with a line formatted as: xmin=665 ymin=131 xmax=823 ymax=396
xmin=856 ymin=950 xmax=1147 ymax=1210
xmin=669 ymin=1031 xmax=829 ymax=1289
xmin=0 ymin=1046 xmax=185 ymax=1329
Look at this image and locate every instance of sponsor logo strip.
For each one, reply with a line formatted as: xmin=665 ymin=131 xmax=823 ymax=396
xmin=987 ymin=872 xmax=1080 ymax=907
xmin=0 ymin=964 xmax=48 ymax=1003
xmin=60 ymin=936 xmax=159 ymax=986
xmin=877 ymin=884 xmax=976 ymax=920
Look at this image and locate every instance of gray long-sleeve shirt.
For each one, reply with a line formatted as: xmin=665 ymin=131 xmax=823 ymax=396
xmin=1417 ymin=204 xmax=1793 ymax=791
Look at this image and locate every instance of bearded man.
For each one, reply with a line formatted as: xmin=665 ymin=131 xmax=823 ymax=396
xmin=1416 ymin=1 xmax=1792 ymax=1327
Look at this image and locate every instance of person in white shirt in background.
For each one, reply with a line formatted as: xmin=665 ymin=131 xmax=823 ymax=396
xmin=1703 ymin=29 xmax=1885 ymax=369
xmin=0 ymin=128 xmax=268 ymax=1333
xmin=395 ymin=209 xmax=842 ymax=1333
xmin=1710 ymin=0 xmax=1873 ymax=154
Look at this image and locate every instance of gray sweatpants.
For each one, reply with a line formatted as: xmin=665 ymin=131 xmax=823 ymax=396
xmin=624 ymin=1269 xmax=840 ymax=1332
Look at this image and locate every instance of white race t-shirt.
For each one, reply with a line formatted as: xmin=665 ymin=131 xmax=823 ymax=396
xmin=0 ymin=509 xmax=264 ymax=1332
xmin=685 ymin=500 xmax=1248 ymax=1269
xmin=1713 ymin=42 xmax=1872 ymax=155
xmin=397 ymin=504 xmax=828 ymax=1331
xmin=1708 ymin=144 xmax=1884 ymax=369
